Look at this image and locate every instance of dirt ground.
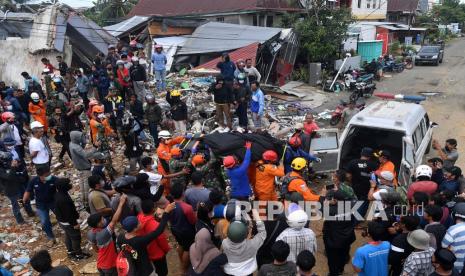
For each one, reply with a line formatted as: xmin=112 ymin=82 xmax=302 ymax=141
xmin=4 ymin=38 xmax=465 ymax=276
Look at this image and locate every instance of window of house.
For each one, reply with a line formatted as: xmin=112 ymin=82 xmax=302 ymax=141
xmin=266 ymin=16 xmax=273 ymax=27
xmin=367 ymin=0 xmax=371 ymax=9
xmin=358 ymin=0 xmax=362 ymax=8
xmin=216 ymin=17 xmax=224 ymax=22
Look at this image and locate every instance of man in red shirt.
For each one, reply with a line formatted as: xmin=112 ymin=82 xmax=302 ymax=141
xmin=137 ymin=200 xmax=171 ymax=276
xmin=41 ymin=58 xmax=55 ymax=72
xmin=87 ymin=194 xmax=127 ymax=275
xmin=407 ymin=165 xmax=438 ymax=201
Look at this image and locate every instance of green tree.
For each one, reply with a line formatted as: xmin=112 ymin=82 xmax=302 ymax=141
xmin=280 ymin=0 xmax=353 ymax=64
xmin=84 ymin=0 xmax=137 ymax=26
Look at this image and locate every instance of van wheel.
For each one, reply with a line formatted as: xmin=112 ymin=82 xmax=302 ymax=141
xmin=426 ymin=138 xmax=432 ymax=154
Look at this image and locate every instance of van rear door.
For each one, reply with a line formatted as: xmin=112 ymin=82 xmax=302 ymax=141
xmin=309 ymin=129 xmax=340 ymax=173
xmin=399 ymin=137 xmax=415 ymax=187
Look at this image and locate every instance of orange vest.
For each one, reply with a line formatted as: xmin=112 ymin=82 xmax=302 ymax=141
xmin=89 ymin=118 xmax=114 ymax=145
xmin=29 ymin=101 xmax=48 ymax=131
xmin=376 ymin=161 xmax=398 ymax=186
xmin=254 ymin=162 xmax=285 ymax=201
xmin=288 ymin=171 xmax=320 ymax=201
xmin=156 ymin=136 xmax=185 ymax=194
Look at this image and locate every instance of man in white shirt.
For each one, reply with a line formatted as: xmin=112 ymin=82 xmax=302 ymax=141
xmin=29 ymin=121 xmax=50 ymax=169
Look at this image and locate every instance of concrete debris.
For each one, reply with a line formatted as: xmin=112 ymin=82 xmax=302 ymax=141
xmin=79 ymin=261 xmax=98 ymax=274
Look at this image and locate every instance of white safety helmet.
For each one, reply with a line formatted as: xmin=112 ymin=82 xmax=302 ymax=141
xmin=30 ymin=92 xmax=40 ymax=101
xmin=30 ymin=121 xmax=44 ymax=129
xmin=287 ymin=209 xmax=308 ymax=230
xmin=158 ymin=130 xmax=172 ymax=139
xmin=116 ymin=60 xmax=124 ymax=66
xmin=415 ymin=165 xmax=433 ymax=179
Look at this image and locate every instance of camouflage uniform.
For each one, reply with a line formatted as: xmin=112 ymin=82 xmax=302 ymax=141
xmin=169 ymin=158 xmax=188 ymax=187
xmin=193 ymin=153 xmax=225 ymax=190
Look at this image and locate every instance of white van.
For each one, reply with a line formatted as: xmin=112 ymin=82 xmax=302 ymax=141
xmin=310 ymin=100 xmax=435 ymax=187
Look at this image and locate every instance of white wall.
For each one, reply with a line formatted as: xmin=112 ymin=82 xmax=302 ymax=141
xmin=239 ymin=14 xmax=254 ymax=26
xmin=351 ymin=0 xmax=387 ymax=20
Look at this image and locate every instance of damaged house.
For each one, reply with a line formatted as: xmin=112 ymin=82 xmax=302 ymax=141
xmin=0 ymin=4 xmax=117 ymax=86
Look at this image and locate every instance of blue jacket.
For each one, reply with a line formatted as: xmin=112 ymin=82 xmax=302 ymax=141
xmin=151 ymin=52 xmax=167 ymax=71
xmin=250 ymin=88 xmax=264 ymax=115
xmin=217 ymin=61 xmax=236 ymax=81
xmin=284 ymin=146 xmax=318 ymax=173
xmin=226 ymin=148 xmax=252 ymax=197
xmin=439 ymin=179 xmax=459 ymax=193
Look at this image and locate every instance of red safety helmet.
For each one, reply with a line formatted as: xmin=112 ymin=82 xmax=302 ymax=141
xmin=262 ymin=150 xmax=278 ymax=163
xmin=289 ymin=136 xmax=302 ymax=147
xmin=223 ymin=156 xmax=236 ymax=169
xmin=1 ymin=112 xmax=14 ymax=123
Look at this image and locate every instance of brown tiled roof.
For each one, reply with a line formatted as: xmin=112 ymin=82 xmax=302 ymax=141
xmin=128 ymin=0 xmax=301 ymax=17
xmin=387 ymin=0 xmax=419 ymax=12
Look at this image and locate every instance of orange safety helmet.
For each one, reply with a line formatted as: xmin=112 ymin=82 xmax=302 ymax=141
xmin=262 ymin=150 xmax=278 ymax=162
xmin=223 ymin=156 xmax=236 ymax=169
xmin=1 ymin=112 xmax=14 ymax=123
xmin=289 ymin=136 xmax=302 ymax=147
xmin=92 ymin=105 xmax=104 ymax=114
xmin=170 ymin=147 xmax=182 ymax=157
xmin=192 ymin=154 xmax=206 ymax=166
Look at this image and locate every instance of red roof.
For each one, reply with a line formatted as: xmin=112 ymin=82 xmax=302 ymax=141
xmin=128 ymin=0 xmax=301 ymax=17
xmin=387 ymin=0 xmax=419 ymax=12
xmin=194 ymin=42 xmax=260 ymax=70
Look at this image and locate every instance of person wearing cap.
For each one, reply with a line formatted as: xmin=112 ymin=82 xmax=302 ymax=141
xmin=345 ymin=147 xmax=377 ymax=219
xmin=208 ymin=75 xmax=234 ymax=129
xmin=388 ymin=215 xmax=420 ymax=276
xmin=222 ymin=209 xmax=265 ymax=276
xmin=29 ymin=121 xmax=51 ymax=169
xmin=185 ymin=171 xmax=211 ymax=211
xmin=151 ymin=44 xmax=167 ymax=91
xmin=254 ymin=150 xmax=285 ymax=201
xmin=323 ymin=190 xmax=356 ymax=276
xmin=144 ymin=93 xmax=162 ymax=146
xmin=401 ymin=229 xmax=435 ymax=275
xmin=339 ymin=100 xmax=359 ymax=129
xmin=130 ymin=56 xmax=147 ymax=101
xmin=223 ymin=141 xmax=253 ymax=200
xmin=432 ymin=138 xmax=459 ymax=169
xmin=28 ymin=93 xmax=48 ymax=132
xmin=439 ymin=166 xmax=462 ymax=193
xmin=352 ymin=221 xmax=390 ymax=276
xmin=431 ymin=249 xmax=460 ymax=276
xmin=368 ymin=170 xmax=396 ymax=214
xmin=166 ymin=89 xmax=188 ymax=134
xmin=375 ymin=150 xmax=398 ymax=186
xmin=442 ymin=202 xmax=465 ymax=273
xmin=276 ymin=206 xmax=316 ymax=263
xmin=232 ymin=75 xmax=250 ymax=129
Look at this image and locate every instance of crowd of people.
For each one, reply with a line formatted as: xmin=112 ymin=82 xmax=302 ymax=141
xmin=0 ymin=42 xmax=464 ymax=276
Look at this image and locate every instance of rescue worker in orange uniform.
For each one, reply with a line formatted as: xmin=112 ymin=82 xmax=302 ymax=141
xmin=287 ymin=157 xmax=321 ymax=201
xmin=28 ymin=92 xmax=48 ymax=132
xmin=254 ymin=150 xmax=285 ymax=201
xmin=375 ymin=150 xmax=398 ymax=186
xmin=89 ymin=105 xmax=114 ymax=147
xmin=156 ymin=130 xmax=185 ymax=194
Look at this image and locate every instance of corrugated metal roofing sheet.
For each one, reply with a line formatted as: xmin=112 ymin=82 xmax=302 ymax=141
xmin=194 ymin=42 xmax=259 ymax=70
xmin=177 ymin=22 xmax=282 ymax=55
xmin=104 ymin=16 xmax=150 ymax=37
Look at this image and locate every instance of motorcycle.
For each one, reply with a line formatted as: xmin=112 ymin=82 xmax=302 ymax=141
xmin=330 ymin=100 xmax=366 ymax=126
xmin=349 ymin=82 xmax=376 ymax=102
xmin=405 ymin=56 xmax=413 ymax=69
xmin=356 ymin=73 xmax=375 ymax=84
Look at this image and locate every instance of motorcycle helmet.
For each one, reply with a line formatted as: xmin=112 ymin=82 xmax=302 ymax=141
xmin=289 ymin=136 xmax=302 ymax=147
xmin=227 ymin=221 xmax=248 ymax=243
xmin=291 ymin=157 xmax=307 ymax=171
xmin=262 ymin=150 xmax=278 ymax=163
xmin=30 ymin=92 xmax=40 ymax=102
xmin=415 ymin=165 xmax=432 ymax=179
xmin=287 ymin=209 xmax=308 ymax=229
xmin=1 ymin=112 xmax=14 ymax=123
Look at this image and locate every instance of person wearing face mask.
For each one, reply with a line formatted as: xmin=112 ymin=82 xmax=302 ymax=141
xmin=0 ymin=112 xmax=24 ymax=158
xmin=54 ymin=178 xmax=91 ymax=260
xmin=23 ymin=166 xmax=58 ymax=247
xmin=28 ymin=92 xmax=48 ymax=132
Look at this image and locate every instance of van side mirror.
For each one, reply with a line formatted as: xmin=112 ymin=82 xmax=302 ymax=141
xmin=431 ymin=122 xmax=439 ymax=128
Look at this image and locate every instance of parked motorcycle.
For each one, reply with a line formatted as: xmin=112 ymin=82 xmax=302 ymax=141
xmin=405 ymin=56 xmax=413 ymax=69
xmin=349 ymin=82 xmax=376 ymax=102
xmin=330 ymin=100 xmax=366 ymax=126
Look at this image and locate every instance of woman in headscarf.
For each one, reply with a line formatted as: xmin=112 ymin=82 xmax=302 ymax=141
xmin=189 ymin=228 xmax=227 ymax=276
xmin=196 ymin=201 xmax=221 ymax=247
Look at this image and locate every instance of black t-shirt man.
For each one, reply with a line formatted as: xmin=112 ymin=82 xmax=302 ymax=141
xmin=345 ymin=158 xmax=377 ymax=200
